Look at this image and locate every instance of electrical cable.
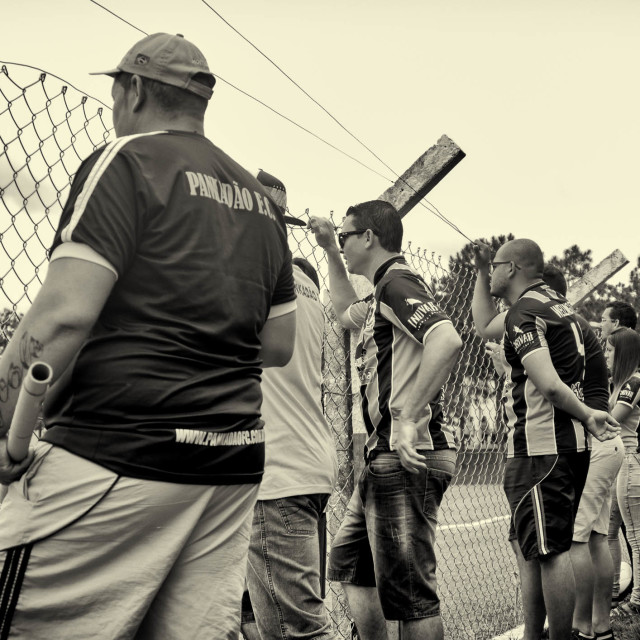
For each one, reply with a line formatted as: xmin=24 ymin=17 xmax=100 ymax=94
xmin=200 ymin=1 xmax=475 ymax=243
xmin=88 ymin=0 xmax=475 ymax=242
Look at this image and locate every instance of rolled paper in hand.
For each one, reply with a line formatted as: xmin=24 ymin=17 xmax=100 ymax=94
xmin=8 ymin=362 xmax=53 ymax=462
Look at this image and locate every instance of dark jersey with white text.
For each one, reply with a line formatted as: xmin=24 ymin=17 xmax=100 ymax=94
xmin=503 ymin=283 xmax=587 ymax=457
xmin=613 ymin=372 xmax=640 ymax=450
xmin=44 ymin=130 xmax=296 ymax=484
xmin=350 ymin=257 xmax=457 ymax=456
xmin=577 ymin=314 xmax=609 ymax=412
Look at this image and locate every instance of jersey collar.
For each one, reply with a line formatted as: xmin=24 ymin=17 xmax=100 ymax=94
xmin=373 ymin=255 xmax=407 ymax=286
xmin=517 ymin=280 xmax=546 ymax=300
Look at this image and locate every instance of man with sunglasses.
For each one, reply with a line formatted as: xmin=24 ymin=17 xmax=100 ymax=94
xmin=471 ymin=239 xmax=619 ymax=640
xmin=308 ymin=201 xmax=462 ymax=640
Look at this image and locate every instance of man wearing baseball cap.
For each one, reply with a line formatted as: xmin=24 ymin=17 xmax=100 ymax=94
xmin=0 ymin=33 xmax=296 ymax=639
xmin=241 ymin=170 xmax=338 ymax=640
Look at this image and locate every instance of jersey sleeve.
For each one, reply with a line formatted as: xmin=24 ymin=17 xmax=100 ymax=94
xmin=379 ymin=274 xmax=451 ymax=344
xmin=505 ymin=302 xmax=547 ymax=362
xmin=269 ymin=247 xmax=296 ymax=314
xmin=577 ymin=314 xmax=610 ymax=411
xmin=346 ymin=297 xmax=372 ymax=328
xmin=50 ymin=145 xmax=141 ymax=278
xmin=616 ymin=377 xmax=640 ymax=407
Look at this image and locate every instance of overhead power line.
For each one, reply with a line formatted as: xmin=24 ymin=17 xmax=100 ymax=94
xmin=88 ymin=0 xmax=393 ymax=181
xmin=88 ymin=0 xmax=473 ymax=243
xmin=199 ymin=1 xmax=475 ymax=243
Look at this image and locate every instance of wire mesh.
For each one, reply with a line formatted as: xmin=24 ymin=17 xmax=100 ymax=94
xmin=0 ymin=63 xmax=520 ymax=640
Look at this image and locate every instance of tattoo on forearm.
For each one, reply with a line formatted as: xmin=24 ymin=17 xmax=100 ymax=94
xmin=19 ymin=332 xmax=44 ymax=369
xmin=0 ymin=331 xmax=45 ymax=409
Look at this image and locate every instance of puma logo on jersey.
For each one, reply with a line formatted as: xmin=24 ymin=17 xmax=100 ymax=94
xmin=405 ymin=298 xmax=441 ymax=329
xmin=513 ymin=331 xmax=535 ymax=351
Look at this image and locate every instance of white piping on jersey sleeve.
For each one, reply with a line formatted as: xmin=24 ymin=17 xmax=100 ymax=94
xmin=267 ymin=300 xmax=297 ymax=319
xmin=520 ymin=346 xmax=547 ymax=363
xmin=60 ymin=131 xmax=166 ymax=243
xmin=347 ymin=299 xmax=370 ymax=328
xmin=616 ymin=390 xmax=640 ymax=408
xmin=50 ymin=242 xmax=118 ymax=279
xmin=379 ymin=301 xmax=452 ymax=345
xmin=421 ymin=319 xmax=453 ymax=344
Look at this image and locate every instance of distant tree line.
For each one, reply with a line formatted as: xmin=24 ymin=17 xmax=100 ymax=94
xmin=0 ymin=308 xmax=23 ymax=354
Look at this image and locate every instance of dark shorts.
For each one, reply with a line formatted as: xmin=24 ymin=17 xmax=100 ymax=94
xmin=327 ymin=450 xmax=456 ymax=621
xmin=504 ymin=451 xmax=590 ymax=560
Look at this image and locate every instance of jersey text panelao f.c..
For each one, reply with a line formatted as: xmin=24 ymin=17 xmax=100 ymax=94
xmin=43 ymin=130 xmax=296 ymax=485
xmin=348 ymin=257 xmax=457 ymax=457
xmin=503 ymin=283 xmax=588 ymax=458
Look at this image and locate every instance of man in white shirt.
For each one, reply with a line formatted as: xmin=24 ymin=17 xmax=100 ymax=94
xmin=242 ymin=171 xmax=338 ymax=640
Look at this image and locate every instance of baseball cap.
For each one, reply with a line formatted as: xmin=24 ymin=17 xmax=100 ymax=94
xmin=91 ymin=33 xmax=216 ymax=100
xmin=254 ymin=169 xmax=305 ymax=226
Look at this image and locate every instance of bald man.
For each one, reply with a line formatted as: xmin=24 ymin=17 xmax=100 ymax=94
xmin=471 ymin=239 xmax=619 ymax=640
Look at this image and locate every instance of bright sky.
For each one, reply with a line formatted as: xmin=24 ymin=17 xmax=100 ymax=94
xmin=2 ymin=0 xmax=639 ymax=283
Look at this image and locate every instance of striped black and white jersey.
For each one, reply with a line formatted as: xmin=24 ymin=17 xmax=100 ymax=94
xmin=348 ymin=256 xmax=457 ymax=457
xmin=503 ymin=283 xmax=588 ymax=458
xmin=576 ymin=314 xmax=609 ymax=412
xmin=612 ymin=372 xmax=640 ymax=450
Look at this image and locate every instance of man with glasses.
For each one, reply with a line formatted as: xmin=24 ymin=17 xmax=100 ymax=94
xmin=308 ymin=201 xmax=462 ymax=640
xmin=600 ymin=301 xmax=638 ymax=342
xmin=471 ymin=239 xmax=619 ymax=640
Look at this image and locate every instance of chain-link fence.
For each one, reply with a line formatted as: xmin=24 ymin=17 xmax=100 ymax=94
xmin=0 ymin=63 xmax=520 ymax=640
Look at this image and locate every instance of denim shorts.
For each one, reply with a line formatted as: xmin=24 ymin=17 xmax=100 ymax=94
xmin=242 ymin=494 xmax=335 ymax=639
xmin=327 ymin=449 xmax=456 ymax=621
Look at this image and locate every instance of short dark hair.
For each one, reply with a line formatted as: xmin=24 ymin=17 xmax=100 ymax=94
xmin=542 ymin=264 xmax=567 ymax=296
xmin=293 ymin=257 xmax=320 ymax=290
xmin=345 ymin=200 xmax=402 ymax=252
xmin=606 ymin=301 xmax=638 ymax=330
xmin=116 ymin=72 xmax=208 ymax=116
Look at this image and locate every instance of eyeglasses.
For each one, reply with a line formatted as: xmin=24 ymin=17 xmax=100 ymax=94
xmin=489 ymin=260 xmax=512 ymax=274
xmin=337 ymin=229 xmax=367 ymax=249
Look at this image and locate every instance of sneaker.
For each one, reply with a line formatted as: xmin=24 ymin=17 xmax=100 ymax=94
xmin=610 ymin=600 xmax=640 ymax=619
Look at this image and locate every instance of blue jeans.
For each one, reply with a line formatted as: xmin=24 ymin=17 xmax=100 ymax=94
xmin=244 ymin=494 xmax=335 ymax=639
xmin=617 ymin=452 xmax=640 ymax=606
xmin=328 ymin=449 xmax=456 ymax=621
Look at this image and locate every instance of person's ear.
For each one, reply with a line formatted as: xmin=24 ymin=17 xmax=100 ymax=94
xmin=130 ymin=75 xmax=146 ymax=113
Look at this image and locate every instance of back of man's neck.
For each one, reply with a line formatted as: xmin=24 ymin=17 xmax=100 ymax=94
xmin=508 ymin=279 xmax=544 ymax=305
xmin=134 ymin=114 xmax=205 ymax=137
xmin=365 ymin=252 xmax=403 ymax=284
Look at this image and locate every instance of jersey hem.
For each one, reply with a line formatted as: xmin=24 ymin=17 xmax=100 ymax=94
xmin=507 ymin=446 xmax=589 ymax=459
xmin=42 ymin=437 xmax=265 ymax=485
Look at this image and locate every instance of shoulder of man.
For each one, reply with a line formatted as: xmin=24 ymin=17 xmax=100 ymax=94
xmin=376 ymin=261 xmax=430 ymax=296
xmin=293 ymin=266 xmax=321 ymax=304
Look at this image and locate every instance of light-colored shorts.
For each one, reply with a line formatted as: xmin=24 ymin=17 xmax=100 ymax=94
xmin=0 ymin=441 xmax=259 ymax=640
xmin=573 ymin=436 xmax=624 ymax=542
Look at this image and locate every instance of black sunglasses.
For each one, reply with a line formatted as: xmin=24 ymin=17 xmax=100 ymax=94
xmin=337 ymin=229 xmax=367 ymax=249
